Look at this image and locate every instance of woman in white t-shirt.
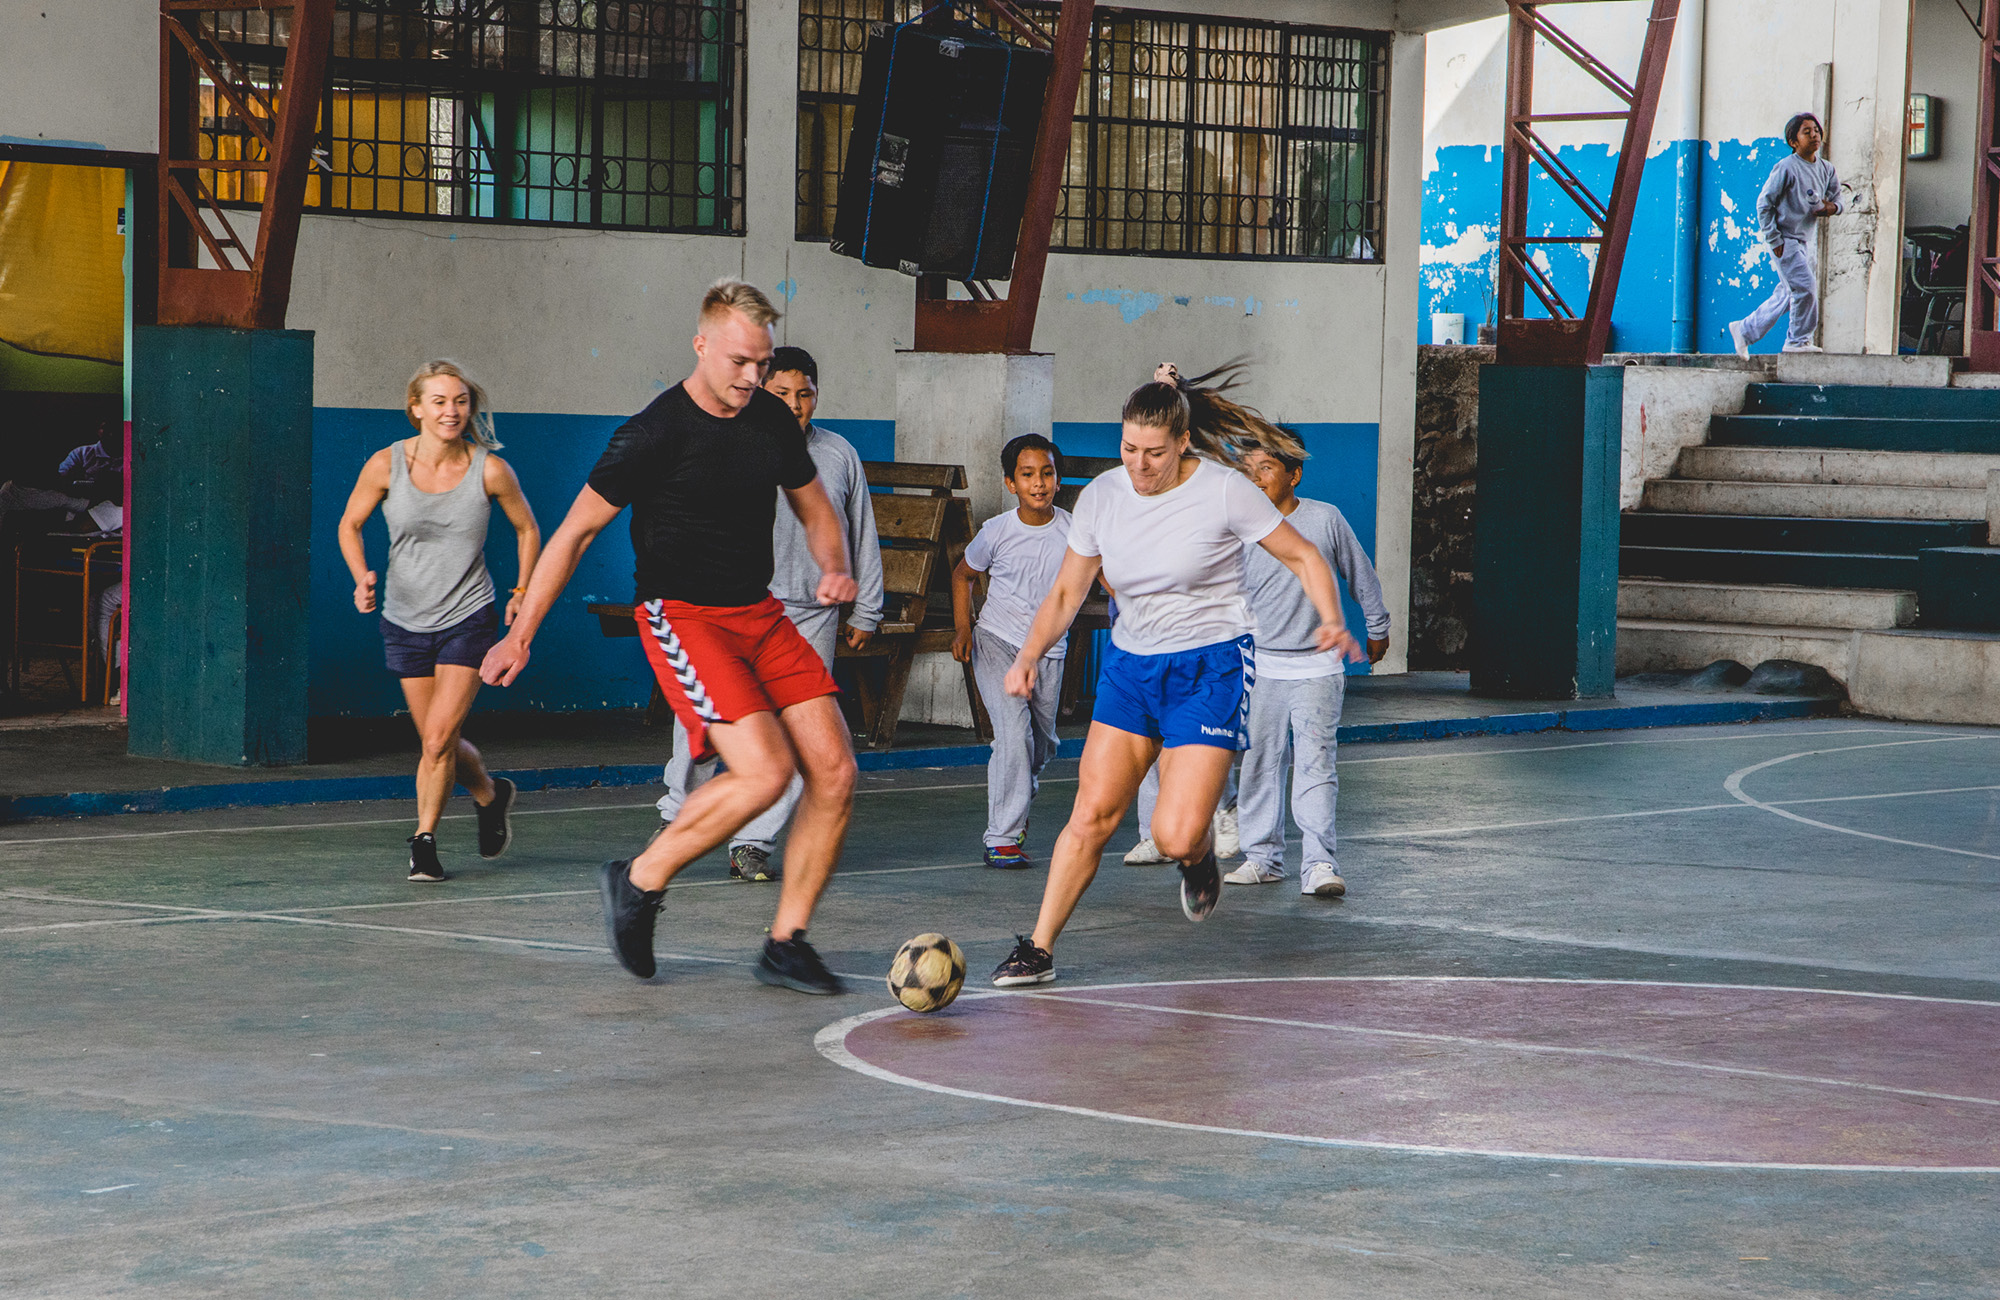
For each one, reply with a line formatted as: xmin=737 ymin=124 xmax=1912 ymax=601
xmin=990 ymin=365 xmax=1361 ymax=987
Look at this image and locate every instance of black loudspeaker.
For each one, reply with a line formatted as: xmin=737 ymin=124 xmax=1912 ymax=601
xmin=829 ymin=22 xmax=1051 ymax=281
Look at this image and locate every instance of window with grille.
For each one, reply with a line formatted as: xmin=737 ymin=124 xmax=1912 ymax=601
xmin=795 ymin=3 xmax=1387 ymax=262
xmin=192 ymin=1 xmax=746 ymax=234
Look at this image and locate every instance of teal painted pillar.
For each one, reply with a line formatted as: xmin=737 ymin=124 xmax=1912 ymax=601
xmin=1470 ymin=364 xmax=1621 ymax=699
xmin=129 ymin=326 xmax=313 ymax=765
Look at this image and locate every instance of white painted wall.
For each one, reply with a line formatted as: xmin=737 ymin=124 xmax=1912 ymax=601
xmin=1421 ymin=0 xmax=1916 ymax=354
xmin=0 ymin=0 xmax=156 ymax=154
xmin=1905 ymin=0 xmax=1982 ymax=232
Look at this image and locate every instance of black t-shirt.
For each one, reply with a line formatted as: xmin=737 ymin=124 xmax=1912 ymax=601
xmin=587 ymin=384 xmax=819 ymax=606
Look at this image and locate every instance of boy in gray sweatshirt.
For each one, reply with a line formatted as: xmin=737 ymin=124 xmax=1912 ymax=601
xmin=1223 ymin=446 xmax=1389 ymax=898
xmin=657 ymin=347 xmax=885 ymax=881
xmin=1729 ymin=112 xmax=1843 ymax=356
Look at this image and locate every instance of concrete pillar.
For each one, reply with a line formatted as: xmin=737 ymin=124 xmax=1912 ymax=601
xmin=1470 ymin=364 xmax=1622 ymax=699
xmin=894 ymin=350 xmax=1054 ymax=725
xmin=128 ymin=326 xmax=313 ymax=765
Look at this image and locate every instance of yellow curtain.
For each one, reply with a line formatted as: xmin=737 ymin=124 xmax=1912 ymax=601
xmin=0 ymin=162 xmax=125 ymax=366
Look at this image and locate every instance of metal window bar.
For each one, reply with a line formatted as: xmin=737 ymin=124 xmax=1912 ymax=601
xmin=191 ymin=0 xmax=744 ymax=234
xmin=794 ymin=1 xmax=1385 ymax=263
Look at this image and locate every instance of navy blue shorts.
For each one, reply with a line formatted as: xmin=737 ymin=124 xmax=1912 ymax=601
xmin=381 ymin=603 xmax=499 ymax=678
xmin=1092 ymin=634 xmax=1254 ymax=750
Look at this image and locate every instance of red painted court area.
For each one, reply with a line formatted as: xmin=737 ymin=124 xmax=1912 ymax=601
xmin=827 ymin=978 xmax=2000 ymax=1170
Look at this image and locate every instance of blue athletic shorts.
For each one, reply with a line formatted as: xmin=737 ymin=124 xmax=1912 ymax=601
xmin=381 ymin=603 xmax=499 ymax=678
xmin=1092 ymin=634 xmax=1254 ymax=750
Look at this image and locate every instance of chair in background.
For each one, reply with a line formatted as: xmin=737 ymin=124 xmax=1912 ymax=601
xmin=1905 ymin=224 xmax=1967 ymax=356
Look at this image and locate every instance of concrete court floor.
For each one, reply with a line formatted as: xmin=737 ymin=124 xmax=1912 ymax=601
xmin=1 ymin=716 xmax=1996 ymax=1299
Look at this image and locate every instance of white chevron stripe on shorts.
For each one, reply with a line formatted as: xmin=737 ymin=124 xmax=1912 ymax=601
xmin=642 ymin=599 xmax=721 ymax=724
xmin=1236 ymin=639 xmax=1255 ymax=743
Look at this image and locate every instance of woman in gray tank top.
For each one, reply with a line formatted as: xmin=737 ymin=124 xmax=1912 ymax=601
xmin=337 ymin=360 xmax=541 ymax=883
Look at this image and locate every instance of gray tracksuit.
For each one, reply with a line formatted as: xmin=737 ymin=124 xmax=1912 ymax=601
xmin=658 ymin=425 xmax=884 ymax=849
xmin=1236 ymin=499 xmax=1388 ymax=873
xmin=1739 ymin=152 xmax=1842 ymax=351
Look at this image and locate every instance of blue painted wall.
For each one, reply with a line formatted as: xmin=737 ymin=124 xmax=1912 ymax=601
xmin=309 ymin=411 xmax=1381 ymax=715
xmin=1422 ymin=137 xmax=1799 ymax=353
xmin=1053 ymin=419 xmax=1383 ymax=675
xmin=312 ymin=410 xmax=899 ymax=718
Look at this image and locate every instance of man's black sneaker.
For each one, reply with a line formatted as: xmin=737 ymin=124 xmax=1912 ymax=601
xmin=408 ymin=833 xmax=446 ymax=883
xmin=753 ymin=931 xmax=843 ymax=995
xmin=729 ymin=843 xmax=779 ymax=882
xmin=991 ymin=934 xmax=1055 ymax=987
xmin=598 ymin=858 xmax=663 ymax=979
xmin=1179 ymin=848 xmax=1221 ymax=922
xmin=476 ymin=777 xmax=517 ymax=859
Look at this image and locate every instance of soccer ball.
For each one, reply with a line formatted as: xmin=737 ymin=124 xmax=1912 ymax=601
xmin=887 ymin=933 xmax=966 ymax=1013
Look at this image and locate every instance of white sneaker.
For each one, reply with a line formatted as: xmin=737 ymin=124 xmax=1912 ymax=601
xmin=1300 ymin=862 xmax=1346 ymax=898
xmin=1727 ymin=320 xmax=1750 ymax=359
xmin=1780 ymin=342 xmax=1823 ymax=353
xmin=1124 ymin=837 xmax=1172 ymax=866
xmin=1212 ymin=805 xmax=1241 ymax=859
xmin=1223 ymin=861 xmax=1285 ymax=885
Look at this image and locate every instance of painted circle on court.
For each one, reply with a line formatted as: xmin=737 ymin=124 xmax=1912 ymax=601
xmin=819 ymin=978 xmax=2000 ymax=1170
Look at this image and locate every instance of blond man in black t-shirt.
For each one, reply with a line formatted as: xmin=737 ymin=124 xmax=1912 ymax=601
xmin=481 ymin=278 xmax=859 ymax=995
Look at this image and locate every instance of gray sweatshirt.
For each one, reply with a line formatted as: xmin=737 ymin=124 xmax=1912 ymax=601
xmin=769 ymin=425 xmax=885 ymax=632
xmin=1756 ymin=152 xmax=1842 ymax=249
xmin=1242 ymin=497 xmax=1391 ymax=652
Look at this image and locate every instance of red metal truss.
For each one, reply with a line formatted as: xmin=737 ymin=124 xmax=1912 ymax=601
xmin=913 ymin=0 xmax=1095 ymax=354
xmin=1968 ymin=0 xmax=2000 ymax=369
xmin=1496 ymin=0 xmax=1680 ymax=366
xmin=158 ymin=0 xmax=332 ymax=329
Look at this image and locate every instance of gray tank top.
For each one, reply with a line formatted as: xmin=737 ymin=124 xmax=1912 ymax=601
xmin=382 ymin=441 xmax=497 ymax=633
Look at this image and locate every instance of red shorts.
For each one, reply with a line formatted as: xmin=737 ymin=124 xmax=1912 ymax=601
xmin=635 ymin=595 xmax=838 ymax=761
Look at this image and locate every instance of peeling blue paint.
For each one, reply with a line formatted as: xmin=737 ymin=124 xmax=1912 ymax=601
xmin=1173 ymin=295 xmax=1191 ymax=306
xmin=1077 ymin=287 xmax=1165 ymax=323
xmin=1422 ymin=137 xmax=1792 ymax=353
xmin=1203 ymin=295 xmax=1237 ymax=308
xmin=775 ymin=278 xmax=799 ymax=303
xmin=590 ymin=347 xmax=600 ymax=357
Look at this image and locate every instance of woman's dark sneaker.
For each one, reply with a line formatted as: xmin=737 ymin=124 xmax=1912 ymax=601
xmin=753 ymin=931 xmax=843 ymax=995
xmin=1179 ymin=849 xmax=1221 ymax=922
xmin=599 ymin=859 xmax=663 ymax=979
xmin=408 ymin=833 xmax=446 ymax=883
xmin=729 ymin=843 xmax=779 ymax=882
xmin=991 ymin=934 xmax=1055 ymax=987
xmin=476 ymin=777 xmax=517 ymax=859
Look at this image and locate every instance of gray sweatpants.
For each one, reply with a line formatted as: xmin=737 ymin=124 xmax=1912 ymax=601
xmin=1737 ymin=238 xmax=1819 ymax=351
xmin=1237 ymin=672 xmax=1345 ymax=868
xmin=656 ymin=603 xmax=841 ymax=851
xmin=972 ymin=626 xmax=1062 ymax=847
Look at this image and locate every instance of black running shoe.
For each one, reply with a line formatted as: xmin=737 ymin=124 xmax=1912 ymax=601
xmin=476 ymin=777 xmax=517 ymax=859
xmin=729 ymin=843 xmax=779 ymax=882
xmin=1179 ymin=848 xmax=1221 ymax=922
xmin=598 ymin=858 xmax=663 ymax=979
xmin=990 ymin=934 xmax=1055 ymax=987
xmin=408 ymin=833 xmax=446 ymax=883
xmin=753 ymin=931 xmax=844 ymax=995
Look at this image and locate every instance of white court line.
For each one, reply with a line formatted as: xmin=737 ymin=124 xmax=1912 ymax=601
xmin=0 ymin=778 xmax=1066 ymax=847
xmin=814 ymin=976 xmax=2000 ymax=1173
xmin=1724 ymin=735 xmax=2000 ymax=864
xmin=1331 ymin=724 xmax=1934 ymax=766
xmin=0 ymin=856 xmax=985 ymax=936
xmin=1026 ymin=990 xmax=2000 ymax=1108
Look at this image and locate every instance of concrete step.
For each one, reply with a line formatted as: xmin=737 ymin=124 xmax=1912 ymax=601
xmin=1918 ymin=546 xmax=2000 ymax=630
xmin=1850 ymin=629 xmax=2000 ymax=723
xmin=1675 ymin=445 xmax=2000 ymax=489
xmin=1769 ymin=353 xmax=1951 ymax=388
xmin=1710 ymin=415 xmax=2000 ymax=454
xmin=1616 ymin=619 xmax=1855 ymax=683
xmin=1618 ymin=545 xmax=1916 ymax=589
xmin=1620 ymin=513 xmax=1983 ymax=555
xmin=1640 ymin=479 xmax=1985 ymax=520
xmin=1616 ymin=579 xmax=1914 ymax=630
xmin=1745 ymin=381 xmax=2000 ymax=419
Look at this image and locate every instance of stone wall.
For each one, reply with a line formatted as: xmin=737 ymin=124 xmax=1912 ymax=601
xmin=1410 ymin=344 xmax=1489 ymax=669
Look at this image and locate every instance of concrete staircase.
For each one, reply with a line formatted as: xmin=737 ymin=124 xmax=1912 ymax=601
xmin=1618 ymin=378 xmax=2000 ymax=701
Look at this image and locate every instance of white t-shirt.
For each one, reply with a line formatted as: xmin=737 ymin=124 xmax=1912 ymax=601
xmin=1068 ymin=458 xmax=1284 ymax=655
xmin=963 ymin=505 xmax=1072 ymax=658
